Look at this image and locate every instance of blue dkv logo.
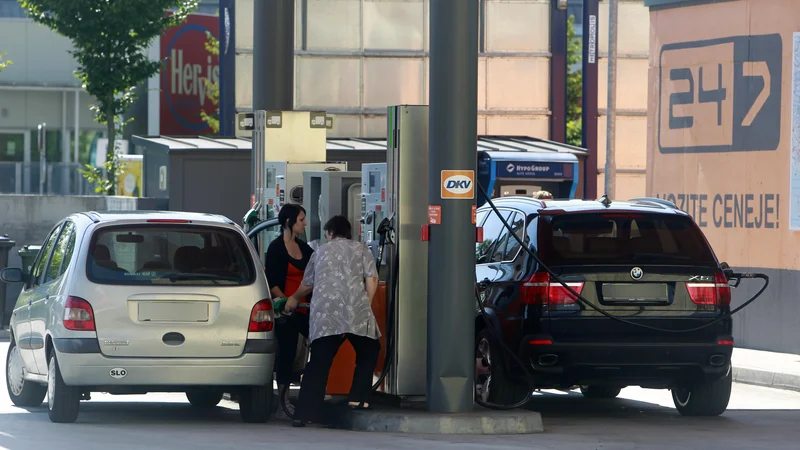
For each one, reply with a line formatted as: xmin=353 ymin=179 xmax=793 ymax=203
xmin=658 ymin=34 xmax=782 ymax=153
xmin=446 ymin=179 xmax=472 ymax=190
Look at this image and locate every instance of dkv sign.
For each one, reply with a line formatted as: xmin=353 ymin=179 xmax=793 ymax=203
xmin=160 ymin=13 xmax=219 ymax=135
xmin=441 ymin=170 xmax=475 ymax=199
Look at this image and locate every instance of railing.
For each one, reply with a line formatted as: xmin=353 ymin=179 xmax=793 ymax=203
xmin=0 ymin=162 xmax=104 ymax=195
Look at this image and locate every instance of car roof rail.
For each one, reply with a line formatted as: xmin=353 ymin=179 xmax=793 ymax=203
xmin=80 ymin=211 xmax=101 ymax=223
xmin=628 ymin=197 xmax=678 ymax=209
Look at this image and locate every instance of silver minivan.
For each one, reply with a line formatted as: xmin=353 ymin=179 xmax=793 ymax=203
xmin=2 ymin=211 xmax=276 ymax=423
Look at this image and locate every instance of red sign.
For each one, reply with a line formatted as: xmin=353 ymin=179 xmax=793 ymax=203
xmin=472 ymin=204 xmax=477 ymax=224
xmin=160 ymin=14 xmax=219 ymax=135
xmin=428 ymin=205 xmax=442 ymax=225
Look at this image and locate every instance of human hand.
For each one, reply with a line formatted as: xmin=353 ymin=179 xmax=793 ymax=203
xmin=286 ymin=296 xmax=299 ymax=312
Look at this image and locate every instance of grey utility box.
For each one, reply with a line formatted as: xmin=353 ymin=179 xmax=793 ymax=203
xmin=303 ymin=171 xmax=363 ymax=244
xmin=141 ymin=146 xmax=251 ymax=225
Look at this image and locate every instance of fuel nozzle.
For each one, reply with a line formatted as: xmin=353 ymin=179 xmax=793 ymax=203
xmin=376 ymin=215 xmax=395 ymax=246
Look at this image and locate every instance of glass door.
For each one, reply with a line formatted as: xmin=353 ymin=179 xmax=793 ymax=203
xmin=0 ymin=131 xmax=27 ymax=193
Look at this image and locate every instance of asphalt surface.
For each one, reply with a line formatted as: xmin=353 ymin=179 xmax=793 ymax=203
xmin=1 ymin=340 xmax=799 ymax=450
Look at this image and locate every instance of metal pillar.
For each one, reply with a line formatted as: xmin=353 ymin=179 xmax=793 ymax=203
xmin=604 ymin=0 xmax=619 ymax=199
xmin=550 ymin=0 xmax=568 ymax=143
xmin=427 ymin=0 xmax=479 ymax=413
xmin=253 ymin=0 xmax=294 ymax=112
xmin=219 ymin=0 xmax=236 ymax=136
xmin=582 ymin=0 xmax=599 ymax=199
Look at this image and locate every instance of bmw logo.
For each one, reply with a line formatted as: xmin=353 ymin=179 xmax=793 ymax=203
xmin=506 ymin=163 xmax=516 ymax=173
xmin=630 ymin=267 xmax=644 ymax=280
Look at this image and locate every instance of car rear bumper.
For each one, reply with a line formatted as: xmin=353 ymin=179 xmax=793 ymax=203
xmin=520 ymin=337 xmax=733 ymax=387
xmin=54 ymin=339 xmax=275 ymax=387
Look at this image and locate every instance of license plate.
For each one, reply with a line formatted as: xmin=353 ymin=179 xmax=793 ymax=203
xmin=137 ymin=301 xmax=209 ymax=322
xmin=601 ymin=283 xmax=669 ymax=302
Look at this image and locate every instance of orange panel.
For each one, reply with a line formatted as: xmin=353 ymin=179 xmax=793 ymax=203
xmin=326 ymin=281 xmax=388 ymax=395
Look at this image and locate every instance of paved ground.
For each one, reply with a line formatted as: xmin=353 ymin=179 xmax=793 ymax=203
xmin=1 ymin=340 xmax=800 ymax=449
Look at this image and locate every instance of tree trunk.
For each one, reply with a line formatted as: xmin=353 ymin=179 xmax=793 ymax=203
xmin=106 ymin=99 xmax=116 ymax=195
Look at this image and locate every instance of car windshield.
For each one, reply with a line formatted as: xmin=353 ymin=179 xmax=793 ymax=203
xmin=540 ymin=212 xmax=717 ymax=266
xmin=86 ymin=225 xmax=256 ymax=286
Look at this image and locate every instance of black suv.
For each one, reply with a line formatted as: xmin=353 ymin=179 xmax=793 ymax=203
xmin=474 ymin=197 xmax=734 ymax=416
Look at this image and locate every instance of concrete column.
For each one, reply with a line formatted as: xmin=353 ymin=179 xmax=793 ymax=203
xmin=427 ymin=0 xmax=479 ymax=413
xmin=253 ymin=0 xmax=294 ymax=111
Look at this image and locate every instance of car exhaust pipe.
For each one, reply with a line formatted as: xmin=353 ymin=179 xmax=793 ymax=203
xmin=538 ymin=354 xmax=559 ymax=367
xmin=709 ymin=354 xmax=727 ymax=366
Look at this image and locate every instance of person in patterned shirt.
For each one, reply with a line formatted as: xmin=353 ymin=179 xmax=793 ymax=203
xmin=285 ymin=215 xmax=380 ymax=427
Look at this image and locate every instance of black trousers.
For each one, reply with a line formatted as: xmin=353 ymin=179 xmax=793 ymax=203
xmin=274 ymin=313 xmax=310 ymax=385
xmin=295 ymin=333 xmax=381 ymax=423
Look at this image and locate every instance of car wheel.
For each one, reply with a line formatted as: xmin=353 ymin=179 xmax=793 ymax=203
xmin=239 ymin=376 xmax=273 ymax=424
xmin=580 ymin=385 xmax=622 ymax=399
xmin=47 ymin=353 xmax=80 ymax=423
xmin=185 ymin=389 xmax=224 ymax=408
xmin=475 ymin=329 xmax=531 ymax=406
xmin=671 ymin=367 xmax=732 ymax=417
xmin=6 ymin=337 xmax=47 ymax=407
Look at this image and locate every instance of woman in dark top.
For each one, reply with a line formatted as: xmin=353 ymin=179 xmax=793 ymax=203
xmin=264 ymin=204 xmax=314 ymax=412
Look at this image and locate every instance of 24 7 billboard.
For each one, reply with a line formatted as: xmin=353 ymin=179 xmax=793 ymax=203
xmin=658 ymin=34 xmax=782 ymax=154
xmin=160 ymin=14 xmax=219 ymax=135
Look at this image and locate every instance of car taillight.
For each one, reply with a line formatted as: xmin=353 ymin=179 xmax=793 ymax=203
xmin=686 ymin=271 xmax=731 ymax=306
xmin=521 ymin=272 xmax=584 ymax=305
xmin=249 ymin=299 xmax=274 ymax=332
xmin=64 ymin=296 xmax=96 ymax=331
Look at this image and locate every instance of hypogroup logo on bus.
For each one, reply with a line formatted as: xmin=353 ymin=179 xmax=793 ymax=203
xmin=160 ymin=14 xmax=220 ymax=135
xmin=657 ymin=34 xmax=782 ymax=154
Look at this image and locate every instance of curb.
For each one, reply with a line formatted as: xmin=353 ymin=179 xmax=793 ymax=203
xmin=732 ymin=365 xmax=800 ymax=392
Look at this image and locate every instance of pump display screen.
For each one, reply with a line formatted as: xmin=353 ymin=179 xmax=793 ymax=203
xmin=369 ymin=171 xmax=382 ymax=194
xmin=266 ymin=168 xmax=277 ymax=189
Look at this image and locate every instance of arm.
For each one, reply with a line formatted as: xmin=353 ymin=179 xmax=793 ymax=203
xmin=361 ymin=245 xmax=379 ymax=303
xmin=365 ymin=276 xmax=378 ymax=304
xmin=264 ymin=239 xmax=286 ymax=298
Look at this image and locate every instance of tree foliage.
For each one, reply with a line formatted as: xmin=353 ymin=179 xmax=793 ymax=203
xmin=20 ymin=0 xmax=199 ymax=194
xmin=566 ymin=14 xmax=583 ymax=147
xmin=200 ymin=30 xmax=220 ymax=134
xmin=0 ymin=52 xmax=11 ymax=72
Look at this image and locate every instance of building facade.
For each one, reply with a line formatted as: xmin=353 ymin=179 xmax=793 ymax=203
xmin=0 ymin=0 xmax=219 ymax=194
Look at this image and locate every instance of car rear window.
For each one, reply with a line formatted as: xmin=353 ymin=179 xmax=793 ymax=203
xmin=86 ymin=225 xmax=256 ymax=285
xmin=539 ymin=212 xmax=717 ymax=266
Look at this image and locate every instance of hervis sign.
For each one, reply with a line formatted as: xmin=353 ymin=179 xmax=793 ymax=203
xmin=160 ymin=13 xmax=220 ymax=135
xmin=441 ymin=170 xmax=475 ymax=200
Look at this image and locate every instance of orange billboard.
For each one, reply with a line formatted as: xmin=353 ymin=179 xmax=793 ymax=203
xmin=647 ymin=0 xmax=800 ymax=271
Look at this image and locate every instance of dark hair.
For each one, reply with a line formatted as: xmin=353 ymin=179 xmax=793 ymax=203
xmin=278 ymin=204 xmax=306 ymax=231
xmin=324 ymin=215 xmax=352 ymax=240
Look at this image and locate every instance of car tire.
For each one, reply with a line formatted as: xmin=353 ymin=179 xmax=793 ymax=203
xmin=239 ymin=382 xmax=273 ymax=423
xmin=186 ymin=389 xmax=224 ymax=408
xmin=671 ymin=367 xmax=732 ymax=417
xmin=580 ymin=385 xmax=622 ymax=399
xmin=6 ymin=337 xmax=47 ymax=407
xmin=47 ymin=353 xmax=80 ymax=423
xmin=475 ymin=329 xmax=532 ymax=406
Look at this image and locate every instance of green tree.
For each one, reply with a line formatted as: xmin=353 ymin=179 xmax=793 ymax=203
xmin=0 ymin=52 xmax=11 ymax=72
xmin=21 ymin=0 xmax=199 ymax=194
xmin=200 ymin=31 xmax=220 ymax=134
xmin=566 ymin=14 xmax=583 ymax=147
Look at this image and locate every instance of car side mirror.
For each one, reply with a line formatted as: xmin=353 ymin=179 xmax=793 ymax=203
xmin=0 ymin=267 xmax=24 ymax=284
